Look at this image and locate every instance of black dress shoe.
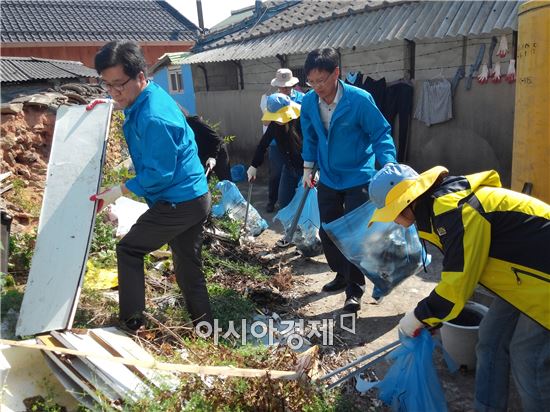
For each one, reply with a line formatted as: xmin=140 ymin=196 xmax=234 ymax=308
xmin=322 ymin=276 xmax=346 ymax=292
xmin=343 ymin=296 xmax=361 ymax=313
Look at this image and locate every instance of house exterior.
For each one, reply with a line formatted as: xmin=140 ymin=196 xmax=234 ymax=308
xmin=0 ymin=0 xmax=198 ymax=68
xmin=149 ymin=52 xmax=197 ymax=115
xmin=1 ymin=56 xmax=99 ymax=102
xmin=185 ymin=0 xmax=521 ymax=186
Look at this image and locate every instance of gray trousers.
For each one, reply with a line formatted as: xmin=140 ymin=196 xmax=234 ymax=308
xmin=116 ymin=192 xmax=213 ymax=327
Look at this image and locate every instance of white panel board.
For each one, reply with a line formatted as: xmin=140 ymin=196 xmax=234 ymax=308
xmin=16 ymin=103 xmax=112 ymax=337
xmin=52 ymin=331 xmax=152 ymax=402
xmin=0 ymin=341 xmax=80 ymax=412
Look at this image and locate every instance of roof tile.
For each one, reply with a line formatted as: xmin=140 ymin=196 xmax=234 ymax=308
xmin=1 ymin=0 xmax=198 ymax=43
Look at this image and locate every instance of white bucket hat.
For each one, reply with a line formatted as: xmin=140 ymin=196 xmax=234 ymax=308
xmin=271 ymin=68 xmax=299 ymax=88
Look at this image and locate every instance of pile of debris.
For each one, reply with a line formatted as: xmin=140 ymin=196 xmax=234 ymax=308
xmin=1 ymin=83 xmax=107 ymax=231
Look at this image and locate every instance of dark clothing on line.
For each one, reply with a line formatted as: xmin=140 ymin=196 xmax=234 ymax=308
xmin=317 ymin=182 xmax=368 ymax=299
xmin=117 ymin=193 xmax=213 ymax=326
xmin=383 ymin=82 xmax=414 ymax=162
xmin=186 ymin=115 xmax=231 ymax=181
xmin=363 ymin=76 xmax=387 ymax=111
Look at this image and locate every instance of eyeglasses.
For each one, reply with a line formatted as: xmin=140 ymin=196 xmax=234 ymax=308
xmin=99 ymin=76 xmax=133 ymax=93
xmin=306 ymin=71 xmax=335 ymax=88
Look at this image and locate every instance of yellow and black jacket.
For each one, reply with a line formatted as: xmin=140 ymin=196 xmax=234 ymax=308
xmin=413 ymin=170 xmax=550 ymax=330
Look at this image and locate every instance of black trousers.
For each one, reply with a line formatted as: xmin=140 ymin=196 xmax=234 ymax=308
xmin=317 ymin=182 xmax=369 ymax=299
xmin=116 ymin=192 xmax=213 ymax=327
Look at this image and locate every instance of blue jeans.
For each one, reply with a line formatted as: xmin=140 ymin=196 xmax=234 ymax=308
xmin=475 ymin=297 xmax=550 ymax=412
xmin=277 ymin=165 xmax=301 ymax=209
xmin=268 ymin=145 xmax=284 ymax=206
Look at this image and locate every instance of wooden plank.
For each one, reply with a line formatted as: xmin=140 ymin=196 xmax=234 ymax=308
xmin=16 ymin=103 xmax=112 ymax=337
xmin=51 ymin=331 xmax=152 ymax=402
xmin=0 ymin=338 xmax=299 ymax=379
xmin=37 ymin=335 xmax=120 ymax=403
xmin=90 ymin=327 xmax=179 ymax=391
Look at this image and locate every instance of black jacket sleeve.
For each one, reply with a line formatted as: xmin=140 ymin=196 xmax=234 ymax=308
xmin=250 ymin=123 xmax=276 ymax=168
xmin=186 ymin=115 xmax=222 ymax=163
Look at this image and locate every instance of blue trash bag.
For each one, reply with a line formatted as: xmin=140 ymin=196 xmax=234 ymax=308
xmin=230 ymin=164 xmax=246 ymax=183
xmin=273 ymin=182 xmax=323 ymax=257
xmin=211 ymin=180 xmax=268 ymax=236
xmin=356 ymin=329 xmax=456 ymax=411
xmin=322 ymin=200 xmax=430 ymax=299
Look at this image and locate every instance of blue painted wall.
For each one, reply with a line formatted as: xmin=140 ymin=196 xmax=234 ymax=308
xmin=152 ymin=64 xmax=196 ymax=115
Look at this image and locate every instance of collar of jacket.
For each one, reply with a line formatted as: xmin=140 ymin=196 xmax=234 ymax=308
xmin=310 ymin=80 xmax=352 ymax=138
xmin=124 ymin=80 xmax=153 ymax=118
xmin=414 ymin=191 xmax=434 ymax=234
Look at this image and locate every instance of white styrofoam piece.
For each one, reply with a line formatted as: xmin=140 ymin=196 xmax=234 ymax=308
xmin=51 ymin=331 xmax=151 ymax=402
xmin=90 ymin=327 xmax=179 ymax=390
xmin=16 ymin=103 xmax=113 ymax=337
xmin=0 ymin=341 xmax=79 ymax=412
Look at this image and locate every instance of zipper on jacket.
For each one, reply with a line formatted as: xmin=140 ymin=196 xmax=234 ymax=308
xmin=511 ymin=267 xmax=550 ymax=284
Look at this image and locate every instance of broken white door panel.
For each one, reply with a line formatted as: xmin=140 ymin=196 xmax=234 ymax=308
xmin=42 ymin=354 xmax=98 ymax=410
xmin=0 ymin=340 xmax=79 ymax=412
xmin=16 ymin=103 xmax=113 ymax=337
xmin=51 ymin=330 xmax=151 ymax=402
xmin=90 ymin=327 xmax=179 ymax=390
xmin=37 ymin=335 xmax=120 ymax=403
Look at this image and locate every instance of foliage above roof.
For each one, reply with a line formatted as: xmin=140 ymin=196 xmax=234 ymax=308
xmin=1 ymin=0 xmax=198 ymax=44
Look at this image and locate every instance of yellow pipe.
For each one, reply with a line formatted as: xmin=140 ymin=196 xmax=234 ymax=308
xmin=512 ymin=1 xmax=550 ymax=203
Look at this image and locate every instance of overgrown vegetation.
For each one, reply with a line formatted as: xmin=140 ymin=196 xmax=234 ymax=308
xmin=3 ymin=113 xmax=355 ymax=411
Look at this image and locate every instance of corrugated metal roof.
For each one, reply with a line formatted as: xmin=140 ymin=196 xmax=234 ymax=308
xmin=1 ymin=57 xmax=99 ymax=83
xmin=185 ymin=0 xmax=521 ymax=64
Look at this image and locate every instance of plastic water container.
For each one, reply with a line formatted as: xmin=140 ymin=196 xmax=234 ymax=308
xmin=230 ymin=164 xmax=246 ymax=183
xmin=440 ymin=301 xmax=489 ymax=370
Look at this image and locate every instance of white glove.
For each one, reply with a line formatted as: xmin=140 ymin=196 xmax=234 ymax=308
xmin=497 ymin=35 xmax=508 ymax=58
xmin=205 ymin=157 xmax=216 ymax=169
xmin=477 ymin=64 xmax=489 ymax=84
xmin=506 ymin=59 xmax=516 ymax=83
xmin=303 ymin=168 xmax=315 ymax=188
xmin=247 ymin=166 xmax=257 ymax=182
xmin=492 ymin=62 xmax=501 ymax=83
xmin=398 ymin=310 xmax=424 ymax=338
xmin=90 ymin=184 xmax=123 ymax=213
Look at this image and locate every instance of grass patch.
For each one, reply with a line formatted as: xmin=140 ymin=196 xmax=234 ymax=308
xmin=208 ymin=283 xmax=256 ymax=331
xmin=203 ymin=249 xmax=267 ymax=281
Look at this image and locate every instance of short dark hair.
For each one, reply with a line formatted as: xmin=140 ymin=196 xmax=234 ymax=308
xmin=94 ymin=40 xmax=147 ymax=78
xmin=304 ymin=48 xmax=339 ymax=76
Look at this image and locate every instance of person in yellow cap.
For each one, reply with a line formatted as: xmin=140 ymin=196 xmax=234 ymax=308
xmin=368 ymin=163 xmax=550 ymax=412
xmin=247 ymin=93 xmax=304 ymax=209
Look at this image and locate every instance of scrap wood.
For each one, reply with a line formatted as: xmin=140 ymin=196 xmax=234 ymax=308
xmin=0 ymin=338 xmax=300 ymax=380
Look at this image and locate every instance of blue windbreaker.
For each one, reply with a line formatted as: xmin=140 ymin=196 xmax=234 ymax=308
xmin=122 ymin=81 xmax=208 ymax=205
xmin=301 ymin=81 xmax=396 ymax=190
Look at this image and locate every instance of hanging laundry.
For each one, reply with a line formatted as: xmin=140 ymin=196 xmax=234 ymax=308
xmin=345 ymin=71 xmax=364 ymax=88
xmin=363 ymin=76 xmax=387 ymax=111
xmin=383 ymin=82 xmax=414 ymax=162
xmin=506 ymin=59 xmax=516 ymax=83
xmin=497 ymin=35 xmax=508 ymax=58
xmin=466 ymin=44 xmax=485 ymax=90
xmin=414 ymin=79 xmax=453 ymax=127
xmin=487 ymin=36 xmax=498 ymax=78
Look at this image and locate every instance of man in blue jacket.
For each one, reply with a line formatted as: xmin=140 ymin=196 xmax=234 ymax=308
xmin=89 ymin=41 xmax=213 ymax=331
xmin=301 ymin=48 xmax=396 ymax=312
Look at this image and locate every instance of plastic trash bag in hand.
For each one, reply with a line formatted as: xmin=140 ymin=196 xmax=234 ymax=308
xmin=273 ymin=182 xmax=323 ymax=257
xmin=212 ymin=180 xmax=268 ymax=236
xmin=356 ymin=329 xmax=456 ymax=412
xmin=323 ymin=200 xmax=430 ymax=299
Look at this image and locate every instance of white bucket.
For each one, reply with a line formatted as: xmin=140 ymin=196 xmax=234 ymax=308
xmin=440 ymin=301 xmax=489 ymax=370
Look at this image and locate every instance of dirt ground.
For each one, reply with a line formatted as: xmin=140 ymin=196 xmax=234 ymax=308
xmin=236 ymin=179 xmax=522 ymax=412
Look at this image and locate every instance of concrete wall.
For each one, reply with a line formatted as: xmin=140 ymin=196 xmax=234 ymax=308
xmin=193 ymin=32 xmax=516 ymax=184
